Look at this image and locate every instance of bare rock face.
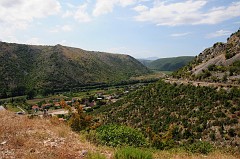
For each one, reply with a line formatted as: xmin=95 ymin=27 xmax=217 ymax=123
xmin=192 ymin=30 xmax=240 ymax=75
xmin=197 ymin=42 xmax=226 ymax=64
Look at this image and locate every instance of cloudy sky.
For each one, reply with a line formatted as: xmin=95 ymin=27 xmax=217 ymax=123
xmin=0 ymin=0 xmax=240 ymax=58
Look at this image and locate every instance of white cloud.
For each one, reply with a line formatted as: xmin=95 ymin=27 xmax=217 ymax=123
xmin=119 ymin=0 xmax=137 ymax=7
xmin=134 ymin=0 xmax=240 ymax=26
xmin=25 ymin=37 xmax=42 ymax=45
xmin=62 ymin=25 xmax=72 ymax=32
xmin=50 ymin=25 xmax=73 ymax=33
xmin=206 ymin=30 xmax=232 ymax=38
xmin=196 ymin=2 xmax=240 ymax=25
xmin=133 ymin=5 xmax=148 ymax=12
xmin=62 ymin=3 xmax=91 ymax=22
xmin=93 ymin=1 xmax=116 ymax=16
xmin=0 ymin=26 xmax=20 ymax=43
xmin=171 ymin=32 xmax=191 ymax=37
xmin=0 ymin=35 xmax=19 ymax=43
xmin=74 ymin=4 xmax=92 ymax=22
xmin=0 ymin=0 xmax=61 ymax=29
xmin=93 ymin=0 xmax=137 ymax=16
xmin=0 ymin=0 xmax=61 ymax=43
xmin=62 ymin=10 xmax=74 ymax=18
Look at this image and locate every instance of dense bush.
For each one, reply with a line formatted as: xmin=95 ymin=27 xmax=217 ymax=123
xmin=114 ymin=147 xmax=153 ymax=159
xmin=96 ymin=124 xmax=148 ymax=147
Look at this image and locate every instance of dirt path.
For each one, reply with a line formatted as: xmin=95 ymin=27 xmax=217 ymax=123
xmin=165 ymin=78 xmax=240 ymax=88
xmin=17 ymin=106 xmax=25 ymax=113
xmin=48 ymin=109 xmax=68 ymax=115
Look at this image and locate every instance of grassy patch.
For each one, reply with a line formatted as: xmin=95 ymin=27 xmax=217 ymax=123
xmin=86 ymin=152 xmax=106 ymax=159
xmin=5 ymin=104 xmax=21 ymax=112
xmin=26 ymin=95 xmax=67 ymax=105
xmin=114 ymin=147 xmax=153 ymax=159
xmin=130 ymin=72 xmax=165 ymax=81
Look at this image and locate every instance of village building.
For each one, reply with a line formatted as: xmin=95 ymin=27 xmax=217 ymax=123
xmin=32 ymin=105 xmax=39 ymax=112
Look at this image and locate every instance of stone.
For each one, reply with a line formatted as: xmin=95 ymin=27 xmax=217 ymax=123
xmin=81 ymin=150 xmax=88 ymax=157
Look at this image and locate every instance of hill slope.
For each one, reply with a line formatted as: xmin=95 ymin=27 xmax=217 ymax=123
xmin=0 ymin=42 xmax=150 ymax=93
xmin=96 ymin=80 xmax=240 ymax=150
xmin=139 ymin=56 xmax=194 ymax=71
xmin=173 ymin=30 xmax=240 ymax=83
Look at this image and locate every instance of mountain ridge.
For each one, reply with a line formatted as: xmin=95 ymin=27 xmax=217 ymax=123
xmin=0 ymin=41 xmax=150 ymax=94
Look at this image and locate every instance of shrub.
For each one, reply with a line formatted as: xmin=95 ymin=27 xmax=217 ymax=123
xmin=114 ymin=147 xmax=153 ymax=159
xmin=68 ymin=106 xmax=93 ymax=131
xmin=185 ymin=141 xmax=214 ymax=154
xmin=228 ymin=128 xmax=236 ymax=137
xmin=96 ymin=124 xmax=147 ymax=147
xmin=209 ymin=132 xmax=216 ymax=141
xmin=151 ymin=132 xmax=175 ymax=150
xmin=208 ymin=64 xmax=217 ymax=71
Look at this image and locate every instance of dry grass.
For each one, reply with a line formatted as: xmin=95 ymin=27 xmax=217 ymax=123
xmin=0 ymin=111 xmax=239 ymax=159
xmin=0 ymin=111 xmax=113 ymax=159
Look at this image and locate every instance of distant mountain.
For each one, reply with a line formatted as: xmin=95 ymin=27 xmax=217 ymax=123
xmin=139 ymin=57 xmax=159 ymax=61
xmin=173 ymin=29 xmax=240 ymax=83
xmin=139 ymin=56 xmax=194 ymax=71
xmin=137 ymin=59 xmax=152 ymax=67
xmin=0 ymin=42 xmax=150 ymax=94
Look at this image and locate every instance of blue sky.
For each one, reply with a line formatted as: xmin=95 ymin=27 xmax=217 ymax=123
xmin=0 ymin=0 xmax=240 ymax=58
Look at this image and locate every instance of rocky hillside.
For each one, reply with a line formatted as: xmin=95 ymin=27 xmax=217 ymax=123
xmin=173 ymin=30 xmax=240 ymax=83
xmin=0 ymin=42 xmax=150 ymax=94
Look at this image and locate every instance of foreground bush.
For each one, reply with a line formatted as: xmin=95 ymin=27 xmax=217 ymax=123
xmin=185 ymin=141 xmax=214 ymax=154
xmin=68 ymin=106 xmax=93 ymax=131
xmin=96 ymin=124 xmax=148 ymax=147
xmin=114 ymin=147 xmax=153 ymax=159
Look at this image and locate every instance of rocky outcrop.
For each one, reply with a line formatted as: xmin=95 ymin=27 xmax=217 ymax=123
xmin=192 ymin=30 xmax=240 ymax=75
